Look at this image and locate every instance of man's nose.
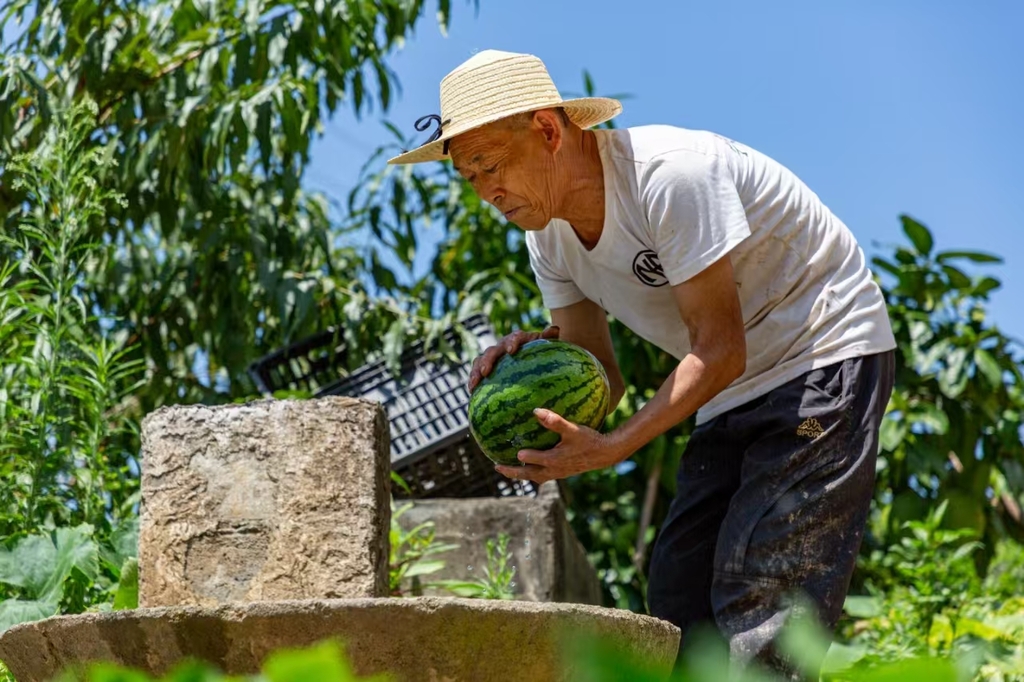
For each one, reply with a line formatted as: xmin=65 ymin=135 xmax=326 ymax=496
xmin=488 ymin=185 xmax=505 ymax=208
xmin=475 ymin=177 xmax=504 ymax=208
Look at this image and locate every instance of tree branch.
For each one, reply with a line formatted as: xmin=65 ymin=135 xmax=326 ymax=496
xmin=633 ymin=453 xmax=663 ymax=575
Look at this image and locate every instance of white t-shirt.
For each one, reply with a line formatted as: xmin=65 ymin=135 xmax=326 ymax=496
xmin=525 ymin=125 xmax=896 ymax=424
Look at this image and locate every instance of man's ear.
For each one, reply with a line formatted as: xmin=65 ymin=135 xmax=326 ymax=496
xmin=533 ymin=109 xmax=564 ymax=154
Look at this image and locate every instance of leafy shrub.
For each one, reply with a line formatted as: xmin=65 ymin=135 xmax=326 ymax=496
xmin=432 ymin=532 xmax=518 ymax=600
xmin=0 ymin=99 xmax=142 ymax=632
xmin=835 ymin=503 xmax=1024 ymax=680
xmin=388 ymin=501 xmax=458 ymax=597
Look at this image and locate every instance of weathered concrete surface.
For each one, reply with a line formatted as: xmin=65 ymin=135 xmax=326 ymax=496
xmin=0 ymin=597 xmax=679 ymax=682
xmin=397 ymin=482 xmax=604 ymax=605
xmin=139 ymin=397 xmax=391 ymax=607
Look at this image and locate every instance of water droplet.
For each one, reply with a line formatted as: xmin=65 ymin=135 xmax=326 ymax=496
xmin=526 ymin=554 xmax=531 ymax=559
xmin=525 ymin=539 xmax=530 ymax=546
xmin=467 ymin=565 xmax=473 ymax=571
xmin=510 ymin=581 xmax=516 ymax=587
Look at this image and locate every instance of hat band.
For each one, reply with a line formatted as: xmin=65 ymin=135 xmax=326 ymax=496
xmin=408 ymin=114 xmax=452 ymax=155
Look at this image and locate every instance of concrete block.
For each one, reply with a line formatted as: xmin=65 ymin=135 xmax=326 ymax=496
xmin=396 ymin=482 xmax=604 ymax=605
xmin=138 ymin=397 xmax=390 ymax=607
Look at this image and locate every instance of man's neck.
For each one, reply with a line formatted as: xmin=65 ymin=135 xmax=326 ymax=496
xmin=555 ymin=129 xmax=605 ymax=251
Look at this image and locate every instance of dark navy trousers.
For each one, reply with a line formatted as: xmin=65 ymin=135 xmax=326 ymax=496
xmin=647 ymin=351 xmax=895 ymax=680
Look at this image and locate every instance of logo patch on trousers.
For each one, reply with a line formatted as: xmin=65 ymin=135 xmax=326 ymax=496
xmin=796 ymin=418 xmax=825 ymax=439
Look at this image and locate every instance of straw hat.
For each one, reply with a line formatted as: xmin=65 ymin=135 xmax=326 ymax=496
xmin=387 ymin=49 xmax=623 ymax=165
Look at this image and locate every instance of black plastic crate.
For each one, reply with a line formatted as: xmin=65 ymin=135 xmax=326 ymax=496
xmin=247 ymin=314 xmax=536 ymax=499
xmin=247 ymin=326 xmax=350 ymax=397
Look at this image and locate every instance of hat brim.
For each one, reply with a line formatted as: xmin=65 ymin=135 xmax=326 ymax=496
xmin=386 ymin=97 xmax=623 ymax=165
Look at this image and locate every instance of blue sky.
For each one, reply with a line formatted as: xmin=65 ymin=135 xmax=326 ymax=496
xmin=304 ymin=0 xmax=1024 ymax=345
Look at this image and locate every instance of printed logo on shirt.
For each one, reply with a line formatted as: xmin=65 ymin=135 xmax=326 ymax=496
xmin=632 ymin=250 xmax=668 ymax=287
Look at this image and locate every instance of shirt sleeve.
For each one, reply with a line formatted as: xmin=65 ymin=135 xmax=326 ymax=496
xmin=641 ymin=149 xmax=751 ymax=286
xmin=525 ymin=228 xmax=586 ymax=309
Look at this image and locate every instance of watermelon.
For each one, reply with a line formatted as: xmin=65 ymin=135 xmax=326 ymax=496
xmin=467 ymin=338 xmax=611 ymax=467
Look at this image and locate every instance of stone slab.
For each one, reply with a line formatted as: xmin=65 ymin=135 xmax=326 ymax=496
xmin=0 ymin=597 xmax=680 ymax=682
xmin=138 ymin=397 xmax=391 ymax=607
xmin=396 ymin=482 xmax=604 ymax=605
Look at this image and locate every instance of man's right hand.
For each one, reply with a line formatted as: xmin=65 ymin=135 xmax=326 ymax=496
xmin=467 ymin=325 xmax=560 ymax=393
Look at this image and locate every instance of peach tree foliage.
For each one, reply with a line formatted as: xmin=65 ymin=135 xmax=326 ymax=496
xmin=0 ymin=0 xmax=478 ymax=417
xmin=866 ymin=216 xmax=1024 ymax=571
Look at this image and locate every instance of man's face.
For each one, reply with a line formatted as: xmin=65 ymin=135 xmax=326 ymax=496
xmin=448 ymin=113 xmax=561 ymax=231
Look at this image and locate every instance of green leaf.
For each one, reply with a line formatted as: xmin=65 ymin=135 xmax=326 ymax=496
xmin=261 ymin=639 xmax=375 ymax=682
xmin=879 ymin=417 xmax=906 ymax=452
xmin=901 ymin=215 xmax=933 ymax=256
xmin=915 ymin=338 xmax=952 ymax=375
xmin=955 ymin=617 xmax=1009 ymax=642
xmin=927 ymin=612 xmax=954 ymax=650
xmin=844 ymin=658 xmax=958 ymax=682
xmin=843 ymin=595 xmax=883 ymax=618
xmin=84 ymin=660 xmax=201 ymax=681
xmin=950 ymin=540 xmax=982 ymax=564
xmin=939 ymin=347 xmax=969 ymax=399
xmin=908 ymin=402 xmax=949 ymax=435
xmin=49 ymin=525 xmax=99 ymax=599
xmin=352 ymin=70 xmax=365 ymax=116
xmin=941 ymin=264 xmax=971 ymax=290
xmin=973 ymin=276 xmax=1002 ymax=297
xmin=391 ymin=471 xmax=412 ymax=495
xmin=268 ymin=32 xmax=288 ymax=68
xmin=894 ymin=247 xmax=917 ymax=266
xmin=871 ymin=257 xmax=903 ymax=281
xmin=820 ymin=642 xmax=867 ymax=674
xmin=0 ymin=525 xmax=98 ymax=603
xmin=113 ymin=558 xmax=139 ymax=610
xmin=583 ymin=69 xmax=595 ymax=96
xmin=908 ymin=319 xmax=933 ymax=346
xmin=382 ymin=319 xmax=405 ymax=376
xmin=403 ymin=560 xmax=446 ymax=578
xmin=775 ymin=608 xmax=833 ymax=680
xmin=437 ymin=0 xmax=451 ymax=35
xmin=0 ymin=599 xmax=58 ymax=634
xmin=0 ymin=534 xmax=59 ymax=594
xmin=374 ymin=59 xmax=391 ymax=110
xmin=936 ymin=250 xmax=1003 ymax=264
xmin=100 ymin=518 xmax=139 ymax=576
xmin=974 ymin=348 xmax=1003 ymax=388
xmin=430 ymin=579 xmax=485 ymax=597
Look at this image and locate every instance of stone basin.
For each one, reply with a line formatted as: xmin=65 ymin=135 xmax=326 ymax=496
xmin=0 ymin=597 xmax=680 ymax=682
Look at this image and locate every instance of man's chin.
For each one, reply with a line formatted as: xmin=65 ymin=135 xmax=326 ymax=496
xmin=512 ymin=216 xmax=548 ymax=231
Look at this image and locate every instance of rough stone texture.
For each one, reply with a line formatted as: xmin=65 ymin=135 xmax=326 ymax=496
xmin=0 ymin=597 xmax=679 ymax=682
xmin=397 ymin=482 xmax=604 ymax=606
xmin=138 ymin=397 xmax=391 ymax=607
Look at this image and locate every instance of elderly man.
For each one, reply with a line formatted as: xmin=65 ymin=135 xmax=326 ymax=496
xmin=389 ymin=50 xmax=896 ymax=677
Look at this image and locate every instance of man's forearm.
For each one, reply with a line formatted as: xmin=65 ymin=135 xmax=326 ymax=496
xmin=605 ymin=348 xmax=743 ymax=463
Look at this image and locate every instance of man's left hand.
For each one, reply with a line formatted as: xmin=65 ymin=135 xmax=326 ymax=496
xmin=494 ymin=408 xmax=625 ymax=485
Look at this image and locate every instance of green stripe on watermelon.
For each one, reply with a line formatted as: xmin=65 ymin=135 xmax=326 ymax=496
xmin=478 ymin=355 xmax=595 ymax=392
